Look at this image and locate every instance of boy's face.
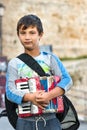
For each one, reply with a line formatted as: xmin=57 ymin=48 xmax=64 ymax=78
xmin=18 ymin=25 xmax=43 ymax=52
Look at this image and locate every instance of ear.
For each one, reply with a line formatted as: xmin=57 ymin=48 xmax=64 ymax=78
xmin=39 ymin=32 xmax=44 ymax=39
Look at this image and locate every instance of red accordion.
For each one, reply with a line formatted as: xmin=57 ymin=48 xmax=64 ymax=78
xmin=15 ymin=76 xmax=64 ymax=117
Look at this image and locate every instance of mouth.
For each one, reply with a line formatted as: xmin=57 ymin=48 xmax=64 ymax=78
xmin=24 ymin=41 xmax=32 ymax=45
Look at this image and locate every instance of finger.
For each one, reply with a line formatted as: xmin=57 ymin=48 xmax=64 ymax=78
xmin=38 ymin=104 xmax=45 ymax=110
xmin=35 ymin=94 xmax=44 ymax=100
xmin=41 ymin=104 xmax=48 ymax=107
xmin=37 ymin=90 xmax=45 ymax=94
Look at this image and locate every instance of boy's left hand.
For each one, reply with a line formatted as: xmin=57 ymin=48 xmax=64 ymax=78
xmin=35 ymin=91 xmax=50 ymax=105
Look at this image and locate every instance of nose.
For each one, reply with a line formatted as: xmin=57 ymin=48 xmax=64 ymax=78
xmin=25 ymin=34 xmax=31 ymax=40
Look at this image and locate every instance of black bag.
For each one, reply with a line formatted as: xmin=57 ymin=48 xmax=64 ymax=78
xmin=5 ymin=94 xmax=17 ymax=129
xmin=5 ymin=53 xmax=80 ymax=129
xmin=56 ymin=95 xmax=80 ymax=130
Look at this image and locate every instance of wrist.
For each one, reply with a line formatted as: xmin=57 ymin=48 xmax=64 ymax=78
xmin=23 ymin=93 xmax=33 ymax=102
xmin=47 ymin=92 xmax=53 ymax=101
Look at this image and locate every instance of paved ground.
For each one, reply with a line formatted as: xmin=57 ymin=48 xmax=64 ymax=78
xmin=1 ymin=117 xmax=87 ymax=130
xmin=0 ymin=108 xmax=87 ymax=130
xmin=0 ymin=117 xmax=14 ymax=130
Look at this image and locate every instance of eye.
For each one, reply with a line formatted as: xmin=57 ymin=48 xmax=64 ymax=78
xmin=30 ymin=31 xmax=36 ymax=34
xmin=19 ymin=31 xmax=26 ymax=35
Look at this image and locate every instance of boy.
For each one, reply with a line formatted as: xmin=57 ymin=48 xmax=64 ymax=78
xmin=6 ymin=14 xmax=73 ymax=130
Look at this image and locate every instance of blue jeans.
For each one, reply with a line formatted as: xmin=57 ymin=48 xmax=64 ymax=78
xmin=16 ymin=113 xmax=61 ymax=130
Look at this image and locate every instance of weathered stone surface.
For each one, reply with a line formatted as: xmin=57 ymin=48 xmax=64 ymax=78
xmin=1 ymin=0 xmax=87 ymax=59
xmin=64 ymin=59 xmax=87 ymax=121
xmin=1 ymin=0 xmax=87 ymax=121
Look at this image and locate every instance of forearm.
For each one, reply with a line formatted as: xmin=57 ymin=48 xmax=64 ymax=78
xmin=35 ymin=87 xmax=65 ymax=104
xmin=48 ymin=86 xmax=65 ymax=101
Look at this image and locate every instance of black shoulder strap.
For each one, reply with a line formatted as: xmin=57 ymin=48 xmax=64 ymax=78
xmin=5 ymin=53 xmax=49 ymax=129
xmin=17 ymin=53 xmax=46 ymax=76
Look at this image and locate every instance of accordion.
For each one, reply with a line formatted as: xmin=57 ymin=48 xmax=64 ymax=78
xmin=15 ymin=76 xmax=64 ymax=117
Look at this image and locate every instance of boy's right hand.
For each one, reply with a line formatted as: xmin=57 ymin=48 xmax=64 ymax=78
xmin=30 ymin=91 xmax=49 ymax=109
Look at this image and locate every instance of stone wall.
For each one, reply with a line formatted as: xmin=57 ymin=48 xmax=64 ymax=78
xmin=1 ymin=0 xmax=87 ymax=121
xmin=64 ymin=59 xmax=87 ymax=121
xmin=1 ymin=0 xmax=87 ymax=59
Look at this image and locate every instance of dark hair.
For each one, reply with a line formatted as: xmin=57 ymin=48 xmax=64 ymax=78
xmin=17 ymin=14 xmax=43 ymax=35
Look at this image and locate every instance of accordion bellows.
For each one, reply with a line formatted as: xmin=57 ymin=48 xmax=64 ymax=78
xmin=15 ymin=76 xmax=64 ymax=117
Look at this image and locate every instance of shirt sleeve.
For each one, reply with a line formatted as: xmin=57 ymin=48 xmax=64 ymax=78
xmin=50 ymin=54 xmax=73 ymax=91
xmin=6 ymin=60 xmax=26 ymax=104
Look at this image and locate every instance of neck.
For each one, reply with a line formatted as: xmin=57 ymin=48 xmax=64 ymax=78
xmin=25 ymin=49 xmax=40 ymax=57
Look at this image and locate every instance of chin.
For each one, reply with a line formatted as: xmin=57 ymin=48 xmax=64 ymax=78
xmin=25 ymin=47 xmax=33 ymax=51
